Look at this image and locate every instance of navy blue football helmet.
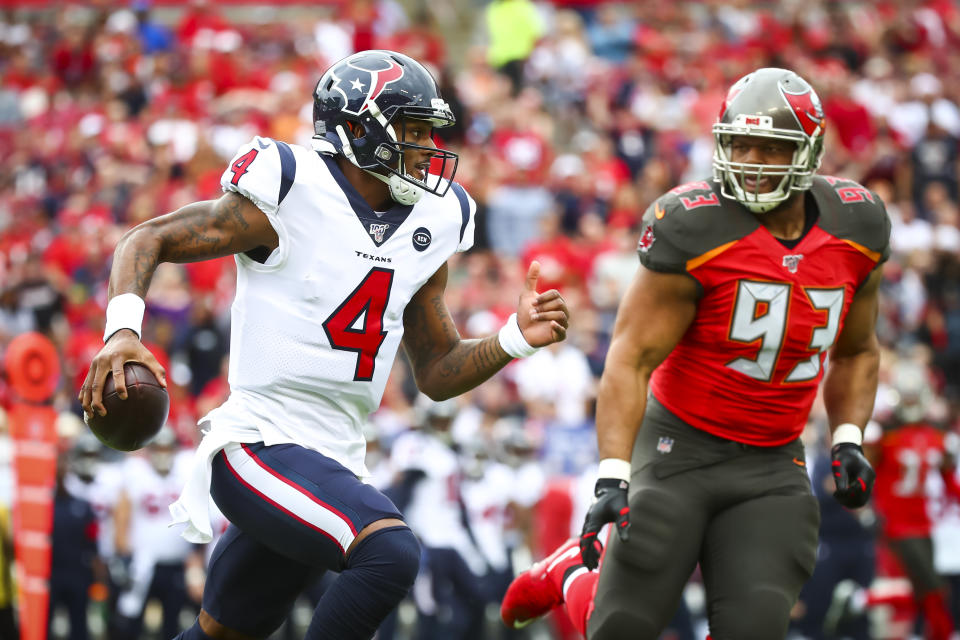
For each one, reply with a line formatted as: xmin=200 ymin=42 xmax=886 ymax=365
xmin=313 ymin=50 xmax=458 ymax=205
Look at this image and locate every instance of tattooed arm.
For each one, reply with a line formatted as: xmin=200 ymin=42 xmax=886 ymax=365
xmin=80 ymin=192 xmax=276 ymax=416
xmin=402 ymin=262 xmax=569 ymax=401
xmin=108 ymin=192 xmax=277 ymax=298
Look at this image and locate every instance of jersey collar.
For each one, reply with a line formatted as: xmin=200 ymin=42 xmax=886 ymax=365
xmin=319 ymin=153 xmax=414 ymax=247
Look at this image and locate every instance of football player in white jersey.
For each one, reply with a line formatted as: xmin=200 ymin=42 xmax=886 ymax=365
xmin=389 ymin=397 xmax=488 ymax=637
xmin=79 ymin=50 xmax=569 ymax=640
xmin=64 ymin=432 xmax=124 ymax=566
xmin=112 ymin=428 xmax=200 ymax=639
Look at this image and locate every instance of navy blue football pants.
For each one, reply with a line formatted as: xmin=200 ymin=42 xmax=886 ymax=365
xmin=201 ymin=442 xmax=416 ymax=639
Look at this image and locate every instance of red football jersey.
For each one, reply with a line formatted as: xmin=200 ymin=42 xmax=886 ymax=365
xmin=871 ymin=423 xmax=945 ymax=538
xmin=639 ymin=177 xmax=890 ymax=446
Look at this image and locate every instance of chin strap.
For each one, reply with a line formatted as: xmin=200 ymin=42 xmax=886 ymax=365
xmin=742 ymin=199 xmax=782 ymax=214
xmin=332 ymin=121 xmax=424 ymax=205
xmin=366 ymin=170 xmax=423 ymax=205
xmin=321 ymin=98 xmax=427 ymax=206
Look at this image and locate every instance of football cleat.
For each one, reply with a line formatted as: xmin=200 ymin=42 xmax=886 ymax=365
xmin=501 ymin=538 xmax=583 ymax=629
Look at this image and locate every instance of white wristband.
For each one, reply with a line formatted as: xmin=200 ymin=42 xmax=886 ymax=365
xmin=598 ymin=458 xmax=631 ymax=483
xmin=498 ymin=313 xmax=540 ymax=359
xmin=103 ymin=294 xmax=145 ymax=342
xmin=832 ymin=423 xmax=863 ymax=447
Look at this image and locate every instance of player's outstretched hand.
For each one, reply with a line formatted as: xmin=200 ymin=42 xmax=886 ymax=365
xmin=79 ymin=330 xmax=166 ymax=419
xmin=517 ymin=261 xmax=570 ymax=347
xmin=831 ymin=443 xmax=875 ymax=509
xmin=579 ymin=478 xmax=630 ymax=570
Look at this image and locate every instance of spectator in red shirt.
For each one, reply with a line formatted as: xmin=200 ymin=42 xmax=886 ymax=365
xmin=822 ymin=70 xmax=877 ymax=158
xmin=378 ymin=10 xmax=446 ymax=69
xmin=520 ymin=211 xmax=582 ymax=294
xmin=50 ymin=25 xmax=96 ymax=89
xmin=176 ymin=0 xmax=231 ymax=47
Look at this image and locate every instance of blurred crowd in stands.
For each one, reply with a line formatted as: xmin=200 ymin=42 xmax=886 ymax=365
xmin=2 ymin=0 xmax=960 ymax=637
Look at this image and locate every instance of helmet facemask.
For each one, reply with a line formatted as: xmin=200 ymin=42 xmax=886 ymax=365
xmin=325 ymin=96 xmax=458 ymax=205
xmin=713 ymin=117 xmax=823 ymax=214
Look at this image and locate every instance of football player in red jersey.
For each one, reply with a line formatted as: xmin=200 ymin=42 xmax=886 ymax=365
xmin=865 ymin=360 xmax=959 ymax=638
xmin=502 ymin=67 xmax=890 ymax=639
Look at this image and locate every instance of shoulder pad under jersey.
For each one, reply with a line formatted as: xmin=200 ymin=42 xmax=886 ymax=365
xmin=811 ymin=176 xmax=891 ymax=264
xmin=637 ymin=180 xmax=756 ymax=274
xmin=220 ymin=136 xmax=297 ymax=215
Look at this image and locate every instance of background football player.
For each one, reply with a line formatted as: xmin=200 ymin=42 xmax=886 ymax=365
xmin=79 ymin=49 xmax=569 ymax=640
xmin=62 ymin=433 xmax=125 ymax=634
xmin=501 ymin=67 xmax=889 ymax=640
xmin=864 ymin=359 xmax=959 ymax=639
xmin=387 ymin=397 xmax=489 ymax=639
xmin=111 ymin=427 xmax=201 ymax=640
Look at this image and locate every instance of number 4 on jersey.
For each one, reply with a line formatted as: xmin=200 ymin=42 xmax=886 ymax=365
xmin=323 ymin=268 xmax=394 ymax=381
xmin=229 ymin=149 xmax=259 ymax=186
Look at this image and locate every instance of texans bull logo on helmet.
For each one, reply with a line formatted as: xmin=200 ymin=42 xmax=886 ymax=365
xmin=328 ymin=59 xmax=405 ymax=118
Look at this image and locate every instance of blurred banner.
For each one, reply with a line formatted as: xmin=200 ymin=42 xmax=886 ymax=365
xmin=5 ymin=333 xmax=60 ymax=640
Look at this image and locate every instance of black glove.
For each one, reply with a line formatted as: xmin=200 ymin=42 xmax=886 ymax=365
xmin=831 ymin=442 xmax=875 ymax=509
xmin=579 ymin=477 xmax=630 ymax=570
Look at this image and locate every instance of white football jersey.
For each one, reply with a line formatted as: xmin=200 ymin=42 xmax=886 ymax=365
xmin=462 ymin=461 xmax=514 ymax=572
xmin=64 ymin=462 xmax=124 ymax=558
xmin=117 ymin=452 xmax=195 ymax=618
xmin=123 ymin=451 xmax=195 ymax=563
xmin=391 ymin=430 xmax=486 ymax=576
xmin=171 ymin=137 xmax=476 ymax=543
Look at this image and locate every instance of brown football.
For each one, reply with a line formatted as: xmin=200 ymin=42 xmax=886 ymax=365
xmin=87 ymin=362 xmax=169 ymax=452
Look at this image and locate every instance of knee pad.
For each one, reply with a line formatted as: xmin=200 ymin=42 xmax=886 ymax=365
xmin=704 ymin=494 xmax=820 ymax=640
xmin=347 ymin=525 xmax=421 ymax=592
xmin=305 ymin=527 xmax=420 ymax=639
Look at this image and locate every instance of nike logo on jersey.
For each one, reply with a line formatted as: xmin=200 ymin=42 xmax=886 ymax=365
xmin=354 ymin=250 xmax=392 ymax=263
xmin=257 ymin=139 xmax=271 ymax=149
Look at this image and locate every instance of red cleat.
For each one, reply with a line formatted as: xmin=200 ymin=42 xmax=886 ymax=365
xmin=501 ymin=538 xmax=584 ymax=629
